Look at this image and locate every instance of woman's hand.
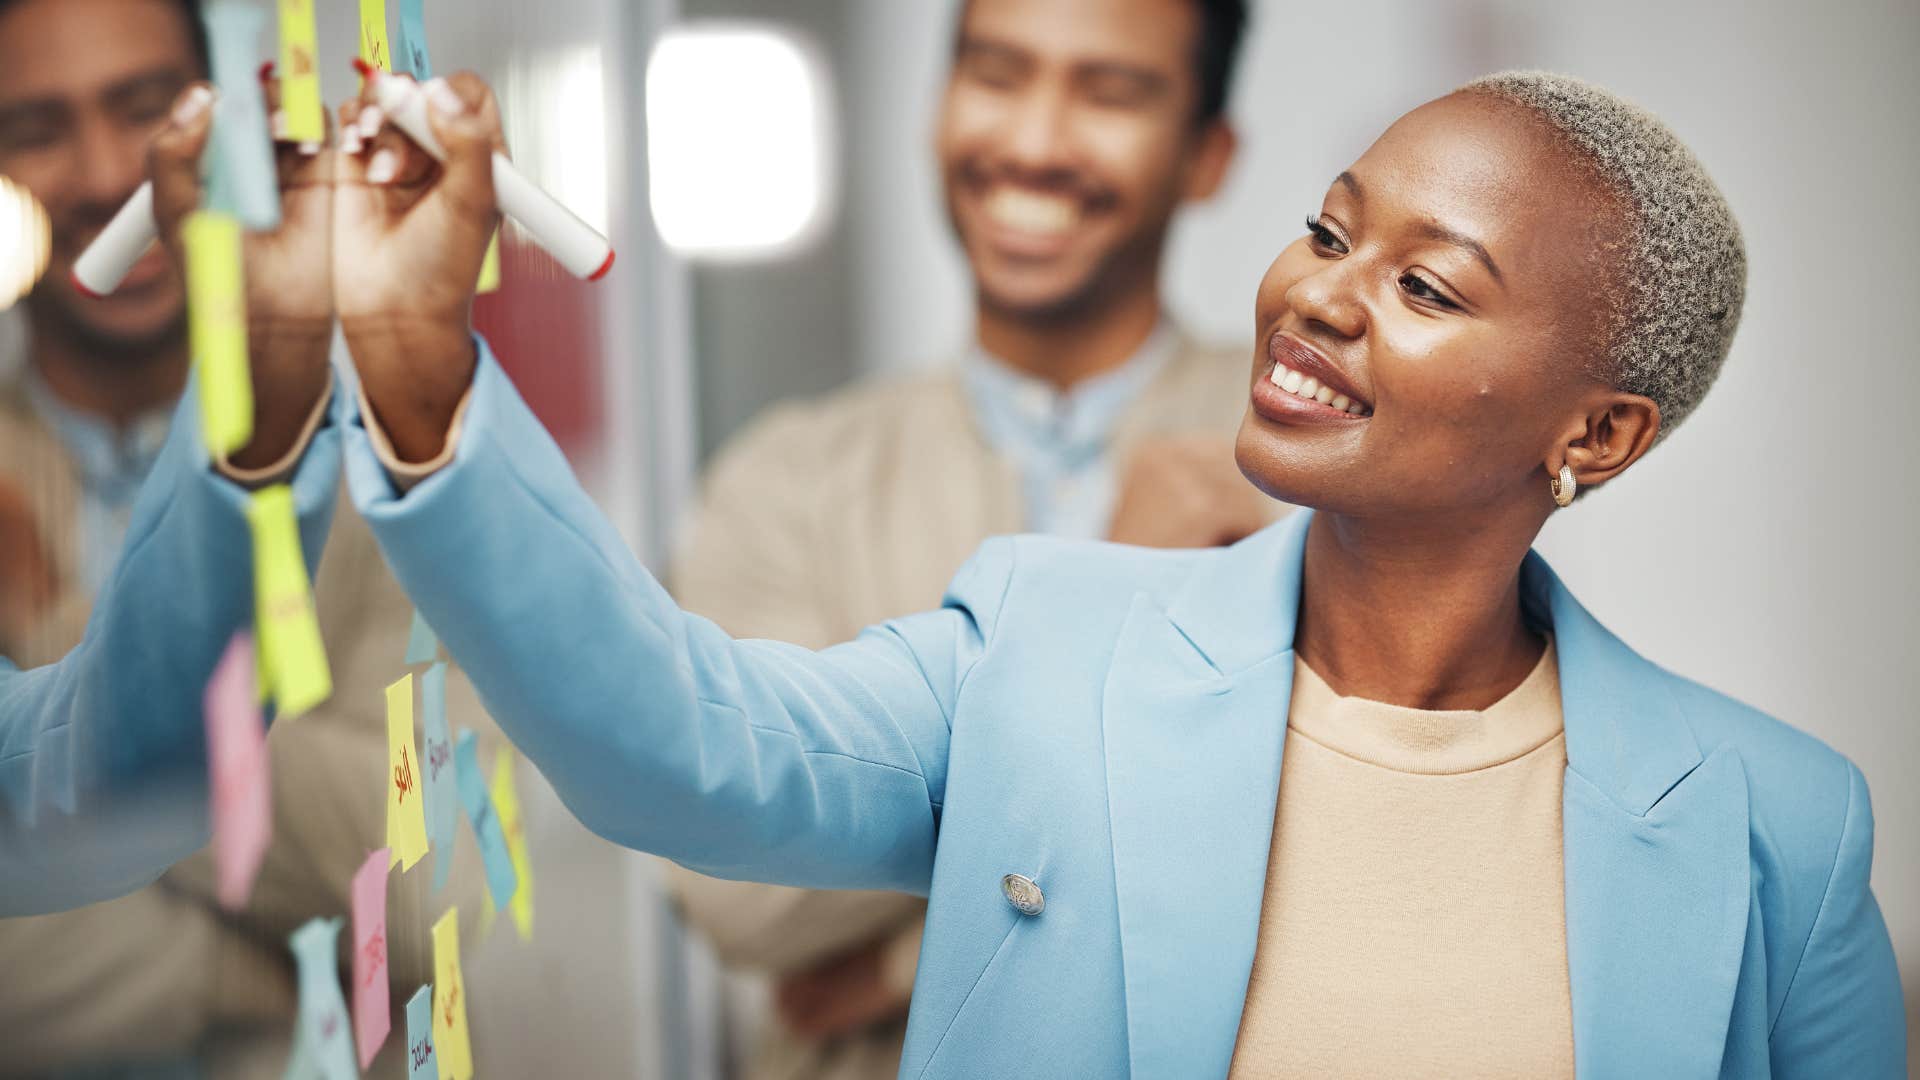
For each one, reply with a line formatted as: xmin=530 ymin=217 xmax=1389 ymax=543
xmin=332 ymin=73 xmax=505 ymax=463
xmin=148 ymin=79 xmax=335 ymax=471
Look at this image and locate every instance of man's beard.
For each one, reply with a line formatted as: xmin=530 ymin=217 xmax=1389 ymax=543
xmin=24 ymin=285 xmax=186 ymax=368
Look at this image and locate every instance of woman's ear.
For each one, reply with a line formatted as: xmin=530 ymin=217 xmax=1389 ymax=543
xmin=1554 ymin=392 xmax=1661 ymax=494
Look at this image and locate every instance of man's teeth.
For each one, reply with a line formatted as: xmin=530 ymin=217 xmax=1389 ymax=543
xmin=985 ymin=188 xmax=1081 ymax=235
xmin=1270 ymin=363 xmax=1369 ymax=415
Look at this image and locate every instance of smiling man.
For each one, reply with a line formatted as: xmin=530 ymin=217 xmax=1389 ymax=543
xmin=665 ymin=2 xmax=1272 ymax=1077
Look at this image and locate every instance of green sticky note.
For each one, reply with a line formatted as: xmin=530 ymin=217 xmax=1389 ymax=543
xmin=248 ymin=484 xmax=331 ymax=718
xmin=182 ymin=211 xmax=252 ymax=459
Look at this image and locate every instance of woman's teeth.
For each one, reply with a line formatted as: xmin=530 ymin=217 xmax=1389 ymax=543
xmin=1270 ymin=363 xmax=1369 ymax=415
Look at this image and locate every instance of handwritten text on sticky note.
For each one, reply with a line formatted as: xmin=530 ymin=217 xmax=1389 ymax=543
xmin=248 ymin=484 xmax=331 ymax=717
xmin=350 ymin=849 xmax=392 ymax=1069
xmin=276 ymin=0 xmax=325 ymax=143
xmin=406 ymin=983 xmax=438 ymax=1080
xmin=206 ymin=632 xmax=269 ymax=910
xmin=490 ymin=746 xmax=534 ymax=940
xmin=386 ymin=674 xmax=431 ymax=870
xmin=181 ymin=211 xmax=252 ymax=459
xmin=454 ymin=729 xmax=517 ymax=912
xmin=289 ymin=917 xmax=358 ymax=1080
xmin=359 ymin=0 xmax=392 ymax=73
xmin=431 ymin=910 xmax=473 ymax=1080
xmin=421 ymin=662 xmax=458 ymax=891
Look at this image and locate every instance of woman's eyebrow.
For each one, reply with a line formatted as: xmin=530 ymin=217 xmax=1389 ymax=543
xmin=1418 ymin=220 xmax=1504 ymax=286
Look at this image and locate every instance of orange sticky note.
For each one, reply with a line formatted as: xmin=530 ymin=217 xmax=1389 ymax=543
xmin=276 ymin=0 xmax=324 ymax=142
xmin=181 ymin=210 xmax=252 ymax=459
xmin=431 ymin=909 xmax=473 ymax=1080
xmin=490 ymin=747 xmax=533 ymax=941
xmin=359 ymin=0 xmax=392 ymax=73
xmin=248 ymin=485 xmax=330 ymax=718
xmin=386 ymin=674 xmax=430 ymax=870
xmin=476 ymin=228 xmax=501 ymax=293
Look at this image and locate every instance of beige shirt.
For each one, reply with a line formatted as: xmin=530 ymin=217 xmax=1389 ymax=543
xmin=1229 ymin=643 xmax=1575 ymax=1079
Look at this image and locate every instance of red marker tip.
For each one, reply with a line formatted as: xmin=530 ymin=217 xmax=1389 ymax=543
xmin=258 ymin=61 xmax=276 ymax=83
xmin=588 ymin=250 xmax=616 ymax=282
xmin=351 ymin=57 xmax=375 ymax=80
xmin=70 ymin=271 xmax=101 ymax=300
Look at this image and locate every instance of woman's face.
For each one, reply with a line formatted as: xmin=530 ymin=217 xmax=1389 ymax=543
xmin=1235 ymin=93 xmax=1636 ymax=517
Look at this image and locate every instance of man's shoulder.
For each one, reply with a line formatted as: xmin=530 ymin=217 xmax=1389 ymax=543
xmin=715 ymin=368 xmax=968 ymax=464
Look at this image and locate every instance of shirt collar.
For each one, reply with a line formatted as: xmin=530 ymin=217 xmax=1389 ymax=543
xmin=23 ymin=359 xmax=175 ymax=501
xmin=963 ymin=317 xmax=1178 ymax=466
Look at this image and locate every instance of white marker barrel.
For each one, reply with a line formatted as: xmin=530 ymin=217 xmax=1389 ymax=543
xmin=72 ymin=181 xmax=157 ymax=298
xmin=367 ymin=68 xmax=614 ymax=281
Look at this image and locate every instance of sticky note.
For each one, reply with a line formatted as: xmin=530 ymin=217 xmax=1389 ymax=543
xmin=276 ymin=0 xmax=325 ymax=143
xmin=350 ymin=849 xmax=392 ymax=1069
xmin=181 ymin=211 xmax=251 ymax=459
xmin=360 ymin=0 xmax=392 ymax=73
xmin=205 ymin=632 xmax=270 ymax=910
xmin=454 ymin=729 xmax=517 ymax=912
xmin=421 ymin=662 xmax=458 ymax=891
xmin=397 ymin=0 xmax=433 ymax=80
xmin=288 ymin=917 xmax=357 ymax=1080
xmin=406 ymin=984 xmax=438 ymax=1080
xmin=405 ymin=608 xmax=439 ymax=665
xmin=490 ymin=747 xmax=533 ymax=940
xmin=248 ymin=485 xmax=331 ymax=718
xmin=386 ymin=674 xmax=430 ymax=870
xmin=203 ymin=0 xmax=281 ymax=229
xmin=476 ymin=229 xmax=501 ymax=293
xmin=431 ymin=910 xmax=473 ymax=1080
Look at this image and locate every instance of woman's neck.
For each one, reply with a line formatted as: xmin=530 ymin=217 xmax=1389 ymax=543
xmin=1293 ymin=508 xmax=1549 ymax=711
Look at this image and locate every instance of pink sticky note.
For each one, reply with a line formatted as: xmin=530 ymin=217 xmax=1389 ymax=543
xmin=205 ymin=632 xmax=270 ymax=910
xmin=351 ymin=847 xmax=393 ymax=1068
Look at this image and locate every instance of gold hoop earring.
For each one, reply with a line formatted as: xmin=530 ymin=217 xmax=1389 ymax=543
xmin=1550 ymin=464 xmax=1576 ymax=508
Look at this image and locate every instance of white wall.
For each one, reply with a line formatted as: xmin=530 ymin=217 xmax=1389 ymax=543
xmin=844 ymin=0 xmax=1920 ymax=1048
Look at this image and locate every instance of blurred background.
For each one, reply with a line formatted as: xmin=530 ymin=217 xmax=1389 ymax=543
xmin=1 ymin=0 xmax=1915 ymax=1075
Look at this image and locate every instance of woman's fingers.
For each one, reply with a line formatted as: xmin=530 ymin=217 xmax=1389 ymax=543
xmin=422 ymin=73 xmax=505 ymax=223
xmin=148 ymin=83 xmax=216 ymax=251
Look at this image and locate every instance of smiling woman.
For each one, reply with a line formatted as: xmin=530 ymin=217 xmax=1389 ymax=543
xmin=297 ymin=55 xmax=1905 ymax=1079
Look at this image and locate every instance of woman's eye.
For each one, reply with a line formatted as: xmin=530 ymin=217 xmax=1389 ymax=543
xmin=1304 ymin=215 xmax=1347 ymax=255
xmin=1400 ymin=271 xmax=1459 ymax=309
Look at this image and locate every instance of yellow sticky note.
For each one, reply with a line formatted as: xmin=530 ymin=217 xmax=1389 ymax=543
xmin=247 ymin=485 xmax=330 ymax=717
xmin=182 ymin=211 xmax=251 ymax=460
xmin=490 ymin=748 xmax=533 ymax=941
xmin=476 ymin=228 xmax=501 ymax=293
xmin=359 ymin=0 xmax=391 ymax=73
xmin=431 ymin=909 xmax=473 ymax=1080
xmin=276 ymin=0 xmax=324 ymax=143
xmin=386 ymin=674 xmax=430 ymax=870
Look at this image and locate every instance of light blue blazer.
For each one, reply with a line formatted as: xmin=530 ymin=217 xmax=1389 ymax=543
xmin=0 ymin=384 xmax=340 ymax=916
xmin=350 ymin=345 xmax=1905 ymax=1078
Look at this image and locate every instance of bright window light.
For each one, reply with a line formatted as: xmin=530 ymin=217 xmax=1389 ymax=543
xmin=0 ymin=176 xmax=49 ymax=309
xmin=646 ymin=23 xmax=833 ymax=259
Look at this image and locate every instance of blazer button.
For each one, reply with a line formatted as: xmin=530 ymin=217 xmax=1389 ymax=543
xmin=1001 ymin=873 xmax=1044 ymax=916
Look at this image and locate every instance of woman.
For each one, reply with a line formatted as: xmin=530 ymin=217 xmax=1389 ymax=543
xmin=313 ymin=70 xmax=1903 ymax=1076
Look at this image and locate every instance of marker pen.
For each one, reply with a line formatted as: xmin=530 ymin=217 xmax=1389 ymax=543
xmin=354 ymin=60 xmax=615 ymax=282
xmin=71 ymin=181 xmax=156 ymax=298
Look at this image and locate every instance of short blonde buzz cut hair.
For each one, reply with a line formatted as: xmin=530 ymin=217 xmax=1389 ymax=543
xmin=1460 ymin=70 xmax=1747 ymax=443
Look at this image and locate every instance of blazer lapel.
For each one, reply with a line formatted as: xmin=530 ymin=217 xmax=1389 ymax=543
xmin=1534 ymin=556 xmax=1751 ymax=1079
xmin=1102 ymin=514 xmax=1308 ymax=1078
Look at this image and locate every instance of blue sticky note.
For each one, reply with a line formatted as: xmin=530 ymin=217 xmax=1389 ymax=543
xmin=405 ymin=983 xmax=439 ymax=1080
xmin=397 ymin=0 xmax=433 ymax=79
xmin=286 ymin=917 xmax=357 ymax=1080
xmin=405 ymin=608 xmax=439 ymax=665
xmin=421 ymin=662 xmax=458 ymax=891
xmin=454 ymin=729 xmax=517 ymax=912
xmin=201 ymin=0 xmax=281 ymax=229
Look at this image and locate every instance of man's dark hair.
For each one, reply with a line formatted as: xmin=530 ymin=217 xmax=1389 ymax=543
xmin=0 ymin=0 xmax=210 ymax=74
xmin=1192 ymin=0 xmax=1249 ymax=123
xmin=954 ymin=0 xmax=1250 ymax=126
